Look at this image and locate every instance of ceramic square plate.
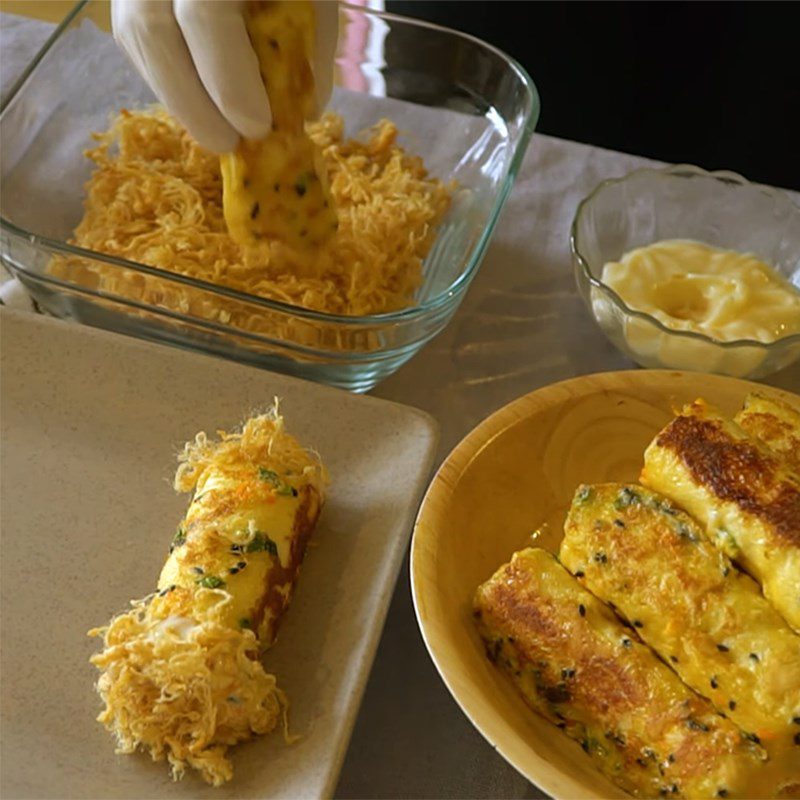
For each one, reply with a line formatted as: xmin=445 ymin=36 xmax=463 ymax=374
xmin=0 ymin=309 xmax=438 ymax=799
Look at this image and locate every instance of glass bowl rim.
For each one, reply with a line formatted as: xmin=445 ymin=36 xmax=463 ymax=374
xmin=0 ymin=0 xmax=541 ymax=329
xmin=570 ymin=162 xmax=800 ymax=350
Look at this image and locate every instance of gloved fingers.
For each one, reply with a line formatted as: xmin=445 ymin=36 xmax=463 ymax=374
xmin=112 ymin=0 xmax=240 ymax=153
xmin=313 ymin=0 xmax=339 ymax=116
xmin=174 ymin=0 xmax=272 ymax=142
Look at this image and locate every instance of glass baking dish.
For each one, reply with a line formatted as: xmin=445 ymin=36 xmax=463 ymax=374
xmin=0 ymin=0 xmax=539 ymax=392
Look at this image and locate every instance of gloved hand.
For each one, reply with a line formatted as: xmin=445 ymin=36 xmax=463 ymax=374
xmin=111 ymin=0 xmax=338 ymax=154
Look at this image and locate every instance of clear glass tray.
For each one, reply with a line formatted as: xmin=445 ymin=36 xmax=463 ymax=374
xmin=0 ymin=1 xmax=539 ymax=391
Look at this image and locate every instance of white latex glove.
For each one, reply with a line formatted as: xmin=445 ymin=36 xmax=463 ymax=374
xmin=112 ymin=0 xmax=339 ymax=153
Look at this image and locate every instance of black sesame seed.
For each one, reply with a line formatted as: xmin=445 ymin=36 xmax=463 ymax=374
xmin=295 ymin=183 xmax=307 ymax=198
xmin=717 ymin=790 xmax=728 ymax=798
xmin=594 ymin=552 xmax=608 ymax=564
xmin=671 ymin=785 xmax=679 ymax=794
xmin=561 ymin=668 xmax=576 ymax=679
xmin=668 ymin=754 xmax=676 ymax=763
xmin=574 ymin=570 xmax=585 ymax=578
xmin=622 ymin=638 xmax=632 ymax=648
xmin=192 ymin=566 xmax=204 ymax=574
xmin=613 ymin=519 xmax=625 ymax=528
xmin=743 ymin=732 xmax=761 ymax=745
xmin=794 ymin=733 xmax=800 ymax=745
xmin=250 ymin=202 xmax=260 ymax=219
xmin=614 ymin=487 xmax=640 ymax=509
xmin=636 ymin=758 xmax=648 ymax=767
xmin=670 ymin=655 xmax=679 ymax=664
xmin=710 ymin=676 xmax=719 ymax=689
xmin=556 ymin=721 xmax=566 ymax=729
xmin=486 ymin=640 xmax=502 ymax=662
xmin=716 ymin=643 xmax=730 ymax=652
xmin=237 ymin=561 xmax=247 ymax=569
xmin=578 ymin=604 xmax=586 ymax=617
xmin=793 ymin=716 xmax=800 ymax=725
xmin=633 ymin=620 xmax=644 ymax=628
xmin=722 ymin=566 xmax=730 ymax=577
xmin=729 ymin=700 xmax=737 ymax=711
xmin=229 ymin=567 xmax=240 ymax=575
xmin=686 ymin=719 xmax=709 ymax=732
xmin=544 ymin=685 xmax=571 ymax=703
xmin=749 ymin=652 xmax=760 ymax=662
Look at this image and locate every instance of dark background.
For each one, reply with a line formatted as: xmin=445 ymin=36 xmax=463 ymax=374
xmin=385 ymin=1 xmax=800 ymax=192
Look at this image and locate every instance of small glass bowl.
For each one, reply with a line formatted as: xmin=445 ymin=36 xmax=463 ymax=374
xmin=571 ymin=164 xmax=800 ymax=379
xmin=0 ymin=1 xmax=539 ymax=393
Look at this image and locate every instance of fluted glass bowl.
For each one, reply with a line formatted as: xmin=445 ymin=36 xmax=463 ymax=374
xmin=571 ymin=165 xmax=800 ymax=379
xmin=0 ymin=0 xmax=539 ymax=392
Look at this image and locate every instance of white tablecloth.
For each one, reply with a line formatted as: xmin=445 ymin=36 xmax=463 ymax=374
xmin=2 ymin=12 xmax=798 ymax=799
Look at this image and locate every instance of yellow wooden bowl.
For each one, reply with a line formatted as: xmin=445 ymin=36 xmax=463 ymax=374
xmin=410 ymin=369 xmax=800 ymax=800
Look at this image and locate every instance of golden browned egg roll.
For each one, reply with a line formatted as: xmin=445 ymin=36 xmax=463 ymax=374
xmin=641 ymin=399 xmax=800 ymax=633
xmin=560 ymin=482 xmax=800 ymax=757
xmin=474 ymin=548 xmax=770 ymax=799
xmin=89 ymin=408 xmax=327 ymax=785
xmin=735 ymin=393 xmax=800 ymax=474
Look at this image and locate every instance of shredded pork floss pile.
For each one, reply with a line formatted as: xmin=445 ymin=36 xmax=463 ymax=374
xmin=49 ymin=108 xmax=453 ymax=342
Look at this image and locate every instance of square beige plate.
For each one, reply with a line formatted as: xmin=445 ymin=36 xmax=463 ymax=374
xmin=0 ymin=309 xmax=439 ymax=800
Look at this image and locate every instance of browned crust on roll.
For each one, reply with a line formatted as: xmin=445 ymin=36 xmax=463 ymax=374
xmin=477 ymin=561 xmax=648 ymax=716
xmin=656 ymin=404 xmax=800 ymax=545
xmin=255 ymin=484 xmax=322 ymax=646
xmin=474 ymin=550 xmax=765 ymax=798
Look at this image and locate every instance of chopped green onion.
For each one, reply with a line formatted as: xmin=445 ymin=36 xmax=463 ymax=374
xmin=246 ymin=532 xmax=278 ymax=555
xmin=197 ymin=575 xmax=226 ymax=590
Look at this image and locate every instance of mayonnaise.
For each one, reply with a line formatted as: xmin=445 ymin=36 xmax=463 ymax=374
xmin=591 ymin=240 xmax=800 ymax=376
xmin=602 ymin=240 xmax=800 ymax=343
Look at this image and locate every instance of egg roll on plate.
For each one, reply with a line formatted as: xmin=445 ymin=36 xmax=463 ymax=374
xmin=89 ymin=409 xmax=327 ymax=785
xmin=641 ymin=399 xmax=800 ymax=633
xmin=560 ymin=483 xmax=800 ymax=760
xmin=474 ymin=548 xmax=771 ymax=799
